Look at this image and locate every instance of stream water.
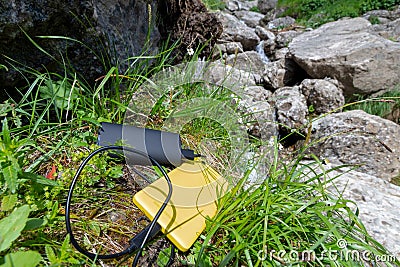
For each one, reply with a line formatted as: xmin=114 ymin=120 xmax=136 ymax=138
xmin=256 ymin=41 xmax=270 ymax=63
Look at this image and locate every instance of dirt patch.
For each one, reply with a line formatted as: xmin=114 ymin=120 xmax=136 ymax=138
xmin=158 ymin=0 xmax=223 ymax=62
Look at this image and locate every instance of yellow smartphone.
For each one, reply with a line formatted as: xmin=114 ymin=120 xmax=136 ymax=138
xmin=132 ymin=162 xmax=227 ymax=251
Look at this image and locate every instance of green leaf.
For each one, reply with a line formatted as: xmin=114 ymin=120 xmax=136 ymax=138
xmin=108 ymin=166 xmax=123 ymax=178
xmin=1 ymin=250 xmax=42 ymax=267
xmin=45 ymin=245 xmax=57 ymax=264
xmin=21 ymin=172 xmax=58 ymax=186
xmin=88 ymin=222 xmax=101 ymax=237
xmin=39 ymin=80 xmax=76 ymax=110
xmin=1 ymin=195 xmax=18 ymax=211
xmin=0 ymin=64 xmax=8 ymax=71
xmin=157 ymin=246 xmax=172 ymax=267
xmin=1 ymin=118 xmax=11 ymax=146
xmin=2 ymin=165 xmax=18 ymax=195
xmin=0 ymin=205 xmax=30 ymax=252
xmin=60 ymin=235 xmax=72 ymax=260
xmin=24 ymin=218 xmax=47 ymax=231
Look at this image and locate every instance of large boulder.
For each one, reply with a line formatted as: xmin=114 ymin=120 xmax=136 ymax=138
xmin=0 ymin=0 xmax=222 ymax=93
xmin=303 ymin=161 xmax=400 ymax=258
xmin=289 ymin=17 xmax=400 ymax=96
xmin=0 ymin=0 xmax=160 ymax=90
xmin=330 ymin=169 xmax=400 ymax=258
xmin=310 ymin=110 xmax=400 ymax=181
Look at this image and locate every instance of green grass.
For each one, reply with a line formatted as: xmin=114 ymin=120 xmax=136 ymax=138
xmin=250 ymin=6 xmax=261 ymax=13
xmin=1 ymin=34 xmax=399 ymax=267
xmin=344 ymin=89 xmax=400 ymax=124
xmin=191 ymin=150 xmax=398 ymax=266
xmin=202 ymin=0 xmax=226 ymax=10
xmin=278 ymin=0 xmax=400 ymax=27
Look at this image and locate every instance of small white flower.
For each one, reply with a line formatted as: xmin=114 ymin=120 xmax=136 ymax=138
xmin=187 ymin=47 xmax=194 ymax=56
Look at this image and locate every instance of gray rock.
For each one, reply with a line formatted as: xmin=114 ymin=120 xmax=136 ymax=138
xmin=300 ymin=78 xmax=344 ymax=114
xmin=390 ymin=5 xmax=400 ymax=20
xmin=229 ymin=85 xmax=277 ymax=141
xmin=266 ymin=16 xmax=296 ymax=30
xmin=250 ymin=101 xmax=277 ymax=139
xmin=234 ymin=10 xmax=265 ymax=28
xmin=93 ymin=1 xmax=161 ymax=66
xmin=310 ymin=110 xmax=400 ymax=181
xmin=274 ymin=47 xmax=290 ymax=60
xmin=257 ymin=0 xmax=278 ymax=14
xmin=0 ymin=0 xmax=160 ymax=88
xmin=289 ymin=17 xmax=400 ymax=96
xmin=302 ymin=77 xmax=340 ymax=95
xmin=240 ymin=0 xmax=259 ymax=11
xmin=0 ymin=0 xmax=222 ymax=91
xmin=301 ymin=161 xmax=400 ymax=258
xmin=206 ymin=65 xmax=277 ymax=140
xmin=255 ymin=27 xmax=276 ymax=54
xmin=226 ymin=0 xmax=258 ymax=11
xmin=255 ymin=26 xmax=276 ymax=41
xmin=276 ymin=30 xmax=302 ymax=48
xmin=261 ymin=7 xmax=287 ymax=23
xmin=372 ymin=18 xmax=400 ymax=41
xmin=362 ymin=10 xmax=391 ymax=20
xmin=375 ymin=17 xmax=392 ymax=24
xmin=225 ymin=0 xmax=242 ymax=11
xmin=213 ymin=44 xmax=226 ymax=58
xmin=226 ymin=51 xmax=267 ymax=75
xmin=217 ymin=12 xmax=260 ymax=50
xmin=214 ymin=42 xmax=244 ymax=56
xmin=262 ymin=39 xmax=277 ymax=56
xmin=243 ymin=85 xmax=272 ymax=101
xmin=203 ymin=62 xmax=260 ymax=91
xmin=273 ymin=86 xmax=308 ymax=131
xmin=263 ymin=58 xmax=302 ymax=89
xmin=225 ymin=42 xmax=245 ymax=54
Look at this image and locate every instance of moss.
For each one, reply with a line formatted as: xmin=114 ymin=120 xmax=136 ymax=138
xmin=391 ymin=174 xmax=400 ymax=186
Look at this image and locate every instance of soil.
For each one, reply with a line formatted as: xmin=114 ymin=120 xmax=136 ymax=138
xmin=158 ymin=0 xmax=223 ymax=62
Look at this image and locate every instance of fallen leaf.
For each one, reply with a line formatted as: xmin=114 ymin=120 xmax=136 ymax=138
xmin=46 ymin=164 xmax=57 ymax=180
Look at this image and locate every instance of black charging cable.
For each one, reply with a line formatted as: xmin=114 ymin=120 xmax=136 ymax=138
xmin=65 ymin=145 xmax=175 ymax=266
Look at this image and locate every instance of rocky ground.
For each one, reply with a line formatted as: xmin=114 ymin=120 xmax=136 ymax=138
xmin=207 ymin=0 xmax=400 ymax=259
